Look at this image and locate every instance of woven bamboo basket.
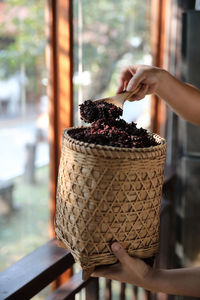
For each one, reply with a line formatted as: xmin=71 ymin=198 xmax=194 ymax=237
xmin=55 ymin=127 xmax=167 ymax=279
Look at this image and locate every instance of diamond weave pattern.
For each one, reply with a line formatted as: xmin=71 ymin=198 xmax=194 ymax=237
xmin=55 ymin=128 xmax=167 ymax=270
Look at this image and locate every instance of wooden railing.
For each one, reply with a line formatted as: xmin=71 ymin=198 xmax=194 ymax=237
xmin=0 ymin=166 xmax=176 ymax=300
xmin=0 ymin=238 xmax=98 ymax=300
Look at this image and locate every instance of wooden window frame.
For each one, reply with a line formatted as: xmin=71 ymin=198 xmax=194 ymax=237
xmin=46 ymin=0 xmax=74 ymax=285
xmin=150 ymin=0 xmax=172 ymax=136
xmin=46 ymin=0 xmax=73 ymax=238
xmin=47 ymin=0 xmax=172 ymax=236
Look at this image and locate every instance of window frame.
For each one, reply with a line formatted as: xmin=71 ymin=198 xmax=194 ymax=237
xmin=46 ymin=0 xmax=73 ymax=238
xmin=47 ymin=0 xmax=173 ymax=242
xmin=47 ymin=0 xmax=173 ymax=288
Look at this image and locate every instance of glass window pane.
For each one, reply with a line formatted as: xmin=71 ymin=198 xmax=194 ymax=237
xmin=73 ymin=0 xmax=152 ymax=129
xmin=0 ymin=0 xmax=49 ymax=274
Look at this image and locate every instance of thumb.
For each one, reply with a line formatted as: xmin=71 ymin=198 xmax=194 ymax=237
xmin=111 ymin=242 xmax=131 ymax=265
xmin=126 ymin=72 xmax=145 ymax=92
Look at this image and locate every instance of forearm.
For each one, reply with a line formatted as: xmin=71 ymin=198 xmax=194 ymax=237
xmin=156 ymin=69 xmax=200 ymax=125
xmin=144 ymin=267 xmax=200 ymax=297
xmin=92 ymin=243 xmax=200 ymax=297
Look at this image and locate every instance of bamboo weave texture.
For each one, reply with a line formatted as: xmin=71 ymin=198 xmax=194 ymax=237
xmin=55 ymin=128 xmax=167 ymax=274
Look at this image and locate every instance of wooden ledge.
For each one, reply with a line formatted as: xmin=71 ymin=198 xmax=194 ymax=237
xmin=0 ymin=239 xmax=74 ymax=300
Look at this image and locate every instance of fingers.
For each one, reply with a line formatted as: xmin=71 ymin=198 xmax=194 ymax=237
xmin=91 ymin=242 xmax=131 ymax=279
xmin=91 ymin=262 xmax=121 ymax=279
xmin=111 ymin=242 xmax=132 ymax=265
xmin=128 ymin=84 xmax=149 ymax=101
xmin=117 ymin=67 xmax=136 ymax=93
xmin=117 ymin=65 xmax=161 ymax=97
xmin=91 ymin=242 xmax=152 ymax=286
xmin=126 ymin=70 xmax=145 ymax=92
xmin=117 ymin=66 xmax=146 ymax=96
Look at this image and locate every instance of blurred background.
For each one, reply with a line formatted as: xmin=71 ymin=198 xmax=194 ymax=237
xmin=0 ymin=0 xmax=49 ymax=273
xmin=73 ymin=0 xmax=152 ymax=129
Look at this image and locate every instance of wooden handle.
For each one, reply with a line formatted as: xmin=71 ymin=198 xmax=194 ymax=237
xmin=120 ymin=85 xmax=141 ymax=100
xmin=92 ymin=84 xmax=142 ymax=108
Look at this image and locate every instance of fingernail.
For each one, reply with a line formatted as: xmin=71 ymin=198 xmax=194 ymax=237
xmin=116 ymin=88 xmax=122 ymax=94
xmin=112 ymin=243 xmax=121 ymax=252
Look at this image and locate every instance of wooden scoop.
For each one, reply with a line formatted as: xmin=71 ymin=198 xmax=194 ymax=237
xmin=93 ymin=85 xmax=141 ymax=108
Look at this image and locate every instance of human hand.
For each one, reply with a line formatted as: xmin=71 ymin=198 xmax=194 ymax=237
xmin=91 ymin=242 xmax=153 ymax=288
xmin=117 ymin=65 xmax=164 ymax=101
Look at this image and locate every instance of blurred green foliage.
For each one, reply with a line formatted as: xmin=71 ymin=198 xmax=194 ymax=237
xmin=73 ymin=0 xmax=151 ymax=125
xmin=0 ymin=0 xmax=150 ymax=102
xmin=0 ymin=0 xmax=45 ymax=78
xmin=0 ymin=166 xmax=49 ymax=272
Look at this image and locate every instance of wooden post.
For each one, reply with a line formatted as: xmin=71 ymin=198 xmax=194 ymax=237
xmin=45 ymin=0 xmax=73 ymax=286
xmin=46 ymin=0 xmax=73 ymax=240
xmin=85 ymin=278 xmax=99 ymax=300
xmin=105 ymin=279 xmax=112 ymax=300
xmin=120 ymin=282 xmax=126 ymax=300
xmin=150 ymin=0 xmax=171 ymax=136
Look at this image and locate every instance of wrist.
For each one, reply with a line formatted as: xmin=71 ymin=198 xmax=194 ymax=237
xmin=155 ymin=68 xmax=169 ymax=95
xmin=141 ymin=268 xmax=163 ymax=292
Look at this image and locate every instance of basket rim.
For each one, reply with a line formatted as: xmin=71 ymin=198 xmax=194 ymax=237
xmin=63 ymin=126 xmax=167 ymax=154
